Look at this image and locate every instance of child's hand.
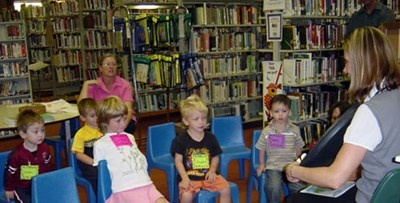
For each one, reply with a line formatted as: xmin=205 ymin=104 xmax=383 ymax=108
xmin=256 ymin=165 xmax=264 ymax=176
xmin=179 ymin=179 xmax=190 ymax=190
xmin=5 ymin=190 xmax=14 ymax=201
xmin=205 ymin=171 xmax=217 ymax=182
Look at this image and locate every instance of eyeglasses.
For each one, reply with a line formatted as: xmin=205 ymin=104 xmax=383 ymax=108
xmin=102 ymin=63 xmax=117 ymax=67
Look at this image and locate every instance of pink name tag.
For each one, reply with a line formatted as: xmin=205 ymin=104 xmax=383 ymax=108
xmin=110 ymin=134 xmax=132 ymax=147
xmin=268 ymin=133 xmax=285 ymax=149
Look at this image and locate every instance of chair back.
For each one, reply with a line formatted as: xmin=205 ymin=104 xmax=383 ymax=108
xmin=68 ymin=138 xmax=83 ymax=176
xmin=371 ymin=168 xmax=400 ymax=203
xmin=0 ymin=151 xmax=12 ymax=203
xmin=211 ymin=116 xmax=245 ymax=148
xmin=251 ymin=130 xmax=263 ymax=171
xmin=97 ymin=160 xmax=112 ymax=203
xmin=31 ymin=167 xmax=80 ymax=203
xmin=146 ymin=122 xmax=176 ymax=163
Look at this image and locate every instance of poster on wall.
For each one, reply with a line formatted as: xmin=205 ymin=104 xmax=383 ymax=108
xmin=266 ymin=12 xmax=282 ymax=42
xmin=262 ymin=61 xmax=283 ymax=125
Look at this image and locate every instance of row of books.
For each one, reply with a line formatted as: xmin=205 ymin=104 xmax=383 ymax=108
xmin=54 ymin=34 xmax=81 ymax=49
xmin=0 ymin=81 xmax=30 ymax=97
xmin=183 ymin=56 xmax=205 ymax=90
xmin=298 ymin=119 xmax=328 ymax=148
xmin=0 ymin=9 xmax=21 ymax=22
xmin=51 ymin=17 xmax=80 ymax=33
xmin=282 ymin=53 xmax=345 ymax=85
xmin=209 ymin=103 xmax=250 ymax=121
xmin=139 ymin=91 xmax=188 ymax=112
xmin=83 ymin=11 xmax=113 ymax=29
xmin=281 ymin=22 xmax=346 ymax=50
xmin=29 ymin=35 xmax=48 ymax=47
xmin=0 ymin=43 xmax=27 ymax=59
xmin=30 ymin=49 xmax=51 ymax=63
xmin=48 ymin=0 xmax=80 ymax=16
xmin=51 ymin=50 xmax=82 ymax=67
xmin=23 ymin=5 xmax=47 ymax=18
xmin=82 ymin=0 xmax=114 ymax=10
xmin=0 ymin=97 xmax=31 ymax=105
xmin=27 ymin=20 xmax=47 ymax=33
xmin=55 ymin=66 xmax=82 ymax=83
xmin=188 ymin=5 xmax=260 ymax=25
xmin=0 ymin=61 xmax=28 ymax=78
xmin=282 ymin=0 xmax=361 ymax=16
xmin=3 ymin=25 xmax=24 ymax=40
xmin=199 ymin=79 xmax=261 ymax=103
xmin=84 ymin=50 xmax=110 ymax=70
xmin=198 ymin=54 xmax=257 ymax=77
xmin=84 ymin=30 xmax=112 ymax=49
xmin=135 ymin=54 xmax=183 ymax=89
xmin=288 ymin=88 xmax=347 ymax=122
xmin=191 ymin=28 xmax=257 ymax=53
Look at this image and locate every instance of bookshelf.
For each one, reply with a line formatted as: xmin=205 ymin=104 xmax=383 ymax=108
xmin=0 ymin=8 xmax=33 ymax=138
xmin=183 ymin=0 xmax=265 ymax=123
xmin=22 ymin=4 xmax=54 ymax=101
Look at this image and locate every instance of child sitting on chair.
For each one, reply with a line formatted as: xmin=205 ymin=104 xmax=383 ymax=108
xmin=5 ymin=109 xmax=53 ymax=203
xmin=93 ymin=96 xmax=168 ymax=203
xmin=71 ymin=98 xmax=103 ymax=193
xmin=170 ymin=94 xmax=231 ymax=203
xmin=256 ymin=94 xmax=306 ymax=203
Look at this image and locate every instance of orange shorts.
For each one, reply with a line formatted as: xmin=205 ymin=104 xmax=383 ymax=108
xmin=179 ymin=175 xmax=229 ymax=195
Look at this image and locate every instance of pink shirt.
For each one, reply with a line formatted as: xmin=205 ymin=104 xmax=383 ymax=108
xmin=88 ymin=76 xmax=136 ymax=121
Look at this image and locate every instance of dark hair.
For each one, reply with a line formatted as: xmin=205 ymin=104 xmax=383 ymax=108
xmin=328 ymin=101 xmax=352 ymax=126
xmin=271 ymin=94 xmax=291 ymax=109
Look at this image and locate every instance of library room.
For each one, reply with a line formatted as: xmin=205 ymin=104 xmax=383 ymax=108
xmin=1 ymin=0 xmax=400 ymax=202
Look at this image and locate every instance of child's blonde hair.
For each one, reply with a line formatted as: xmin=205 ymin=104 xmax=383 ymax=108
xmin=179 ymin=94 xmax=208 ymax=119
xmin=78 ymin=98 xmax=98 ymax=116
xmin=17 ymin=109 xmax=44 ymax=132
xmin=97 ymin=96 xmax=127 ymax=133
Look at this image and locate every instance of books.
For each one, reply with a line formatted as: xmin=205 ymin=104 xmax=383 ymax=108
xmin=300 ymin=181 xmax=355 ymax=198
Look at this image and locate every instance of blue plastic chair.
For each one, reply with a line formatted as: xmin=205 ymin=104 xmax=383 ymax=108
xmin=147 ymin=122 xmax=177 ymax=203
xmin=68 ymin=139 xmax=96 ymax=203
xmin=0 ymin=151 xmax=15 ymax=203
xmin=45 ymin=117 xmax=80 ymax=169
xmin=371 ymin=168 xmax=400 ymax=203
xmin=246 ymin=130 xmax=290 ymax=203
xmin=97 ymin=160 xmax=112 ymax=203
xmin=210 ymin=116 xmax=251 ymax=179
xmin=246 ymin=130 xmax=265 ymax=203
xmin=31 ymin=167 xmax=80 ymax=203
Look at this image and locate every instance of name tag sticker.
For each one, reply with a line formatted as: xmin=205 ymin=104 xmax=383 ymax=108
xmin=268 ymin=133 xmax=285 ymax=149
xmin=192 ymin=154 xmax=210 ymax=169
xmin=20 ymin=165 xmax=39 ymax=180
xmin=110 ymin=134 xmax=132 ymax=147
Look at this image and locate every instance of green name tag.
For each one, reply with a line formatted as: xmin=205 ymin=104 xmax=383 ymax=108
xmin=192 ymin=154 xmax=209 ymax=169
xmin=20 ymin=165 xmax=39 ymax=180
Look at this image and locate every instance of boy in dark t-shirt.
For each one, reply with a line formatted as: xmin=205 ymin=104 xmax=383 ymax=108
xmin=171 ymin=94 xmax=231 ymax=203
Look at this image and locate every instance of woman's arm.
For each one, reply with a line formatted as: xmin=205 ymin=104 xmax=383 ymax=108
xmin=78 ymin=80 xmax=97 ymax=102
xmin=287 ymin=143 xmax=367 ymax=189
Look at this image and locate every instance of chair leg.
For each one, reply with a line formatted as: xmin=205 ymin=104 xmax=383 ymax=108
xmin=239 ymin=159 xmax=246 ymax=179
xmin=166 ymin=170 xmax=177 ymax=203
xmin=246 ymin=175 xmax=254 ymax=203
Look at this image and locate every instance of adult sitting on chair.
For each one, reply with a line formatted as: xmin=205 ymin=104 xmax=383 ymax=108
xmin=285 ymin=27 xmax=400 ymax=203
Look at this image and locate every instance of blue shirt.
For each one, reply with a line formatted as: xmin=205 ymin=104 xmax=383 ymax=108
xmin=346 ymin=2 xmax=395 ymax=37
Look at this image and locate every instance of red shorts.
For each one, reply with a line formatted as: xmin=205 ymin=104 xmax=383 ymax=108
xmin=179 ymin=175 xmax=229 ymax=195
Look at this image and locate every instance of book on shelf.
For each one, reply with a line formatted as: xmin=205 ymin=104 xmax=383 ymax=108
xmin=300 ymin=181 xmax=355 ymax=198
